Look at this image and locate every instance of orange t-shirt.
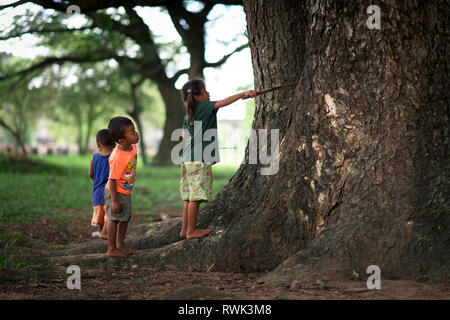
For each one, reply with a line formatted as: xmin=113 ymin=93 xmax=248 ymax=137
xmin=105 ymin=144 xmax=137 ymax=195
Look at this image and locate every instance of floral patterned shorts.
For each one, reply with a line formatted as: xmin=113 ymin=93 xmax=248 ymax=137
xmin=180 ymin=162 xmax=213 ymax=202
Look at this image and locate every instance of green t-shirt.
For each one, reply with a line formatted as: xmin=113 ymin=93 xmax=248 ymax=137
xmin=182 ymin=100 xmax=220 ymax=164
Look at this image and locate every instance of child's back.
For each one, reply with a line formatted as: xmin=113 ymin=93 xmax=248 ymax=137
xmin=92 ymin=152 xmax=110 ymax=206
xmin=89 ymin=129 xmax=116 ymax=238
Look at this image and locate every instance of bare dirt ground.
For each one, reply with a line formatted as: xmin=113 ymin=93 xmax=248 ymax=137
xmin=1 ymin=212 xmax=449 ymax=300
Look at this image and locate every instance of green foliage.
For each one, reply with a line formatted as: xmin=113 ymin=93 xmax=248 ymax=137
xmin=140 ymin=80 xmax=166 ymax=128
xmin=0 ymin=226 xmax=51 ymax=283
xmin=0 ymin=55 xmax=60 ymax=152
xmin=45 ymin=62 xmax=166 ymax=151
xmin=30 ymin=8 xmax=129 ymax=56
xmin=0 ymin=227 xmax=31 ymax=248
xmin=0 ymin=8 xmax=165 ymax=151
xmin=51 ymin=63 xmax=119 ymax=153
xmin=0 ymin=155 xmax=90 ymax=223
xmin=0 ymin=254 xmax=48 ymax=271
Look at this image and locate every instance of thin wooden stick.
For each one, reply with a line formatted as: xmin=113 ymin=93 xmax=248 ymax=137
xmin=243 ymin=81 xmax=298 ymax=99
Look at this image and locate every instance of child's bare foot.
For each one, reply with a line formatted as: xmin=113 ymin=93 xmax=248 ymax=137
xmin=186 ymin=228 xmax=210 ymax=239
xmin=118 ymin=246 xmax=137 ymax=255
xmin=99 ymin=224 xmax=108 ymax=239
xmin=180 ymin=231 xmax=187 ymax=239
xmin=107 ymin=248 xmax=128 ymax=258
xmin=124 ymin=247 xmax=137 ymax=255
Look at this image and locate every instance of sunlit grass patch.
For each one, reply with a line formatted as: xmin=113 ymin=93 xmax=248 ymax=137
xmin=0 ymin=154 xmax=238 ymax=223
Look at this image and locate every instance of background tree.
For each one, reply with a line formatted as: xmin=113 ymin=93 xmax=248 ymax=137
xmin=54 ymin=64 xmax=113 ymax=155
xmin=0 ymin=54 xmax=56 ymax=155
xmin=0 ymin=0 xmax=246 ymax=165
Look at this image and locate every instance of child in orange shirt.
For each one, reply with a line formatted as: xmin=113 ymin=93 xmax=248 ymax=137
xmin=104 ymin=116 xmax=139 ymax=258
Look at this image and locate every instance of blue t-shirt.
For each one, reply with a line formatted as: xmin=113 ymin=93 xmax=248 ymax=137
xmin=92 ymin=152 xmax=111 ymax=206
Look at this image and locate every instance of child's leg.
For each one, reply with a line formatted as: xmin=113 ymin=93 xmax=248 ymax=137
xmin=91 ymin=205 xmax=103 ymax=234
xmin=116 ymin=221 xmax=137 ymax=255
xmin=99 ymin=204 xmax=108 ymax=239
xmin=180 ymin=201 xmax=189 ymax=238
xmin=106 ymin=220 xmax=127 ymax=258
xmin=99 ymin=222 xmax=108 ymax=239
xmin=186 ymin=201 xmax=210 ymax=239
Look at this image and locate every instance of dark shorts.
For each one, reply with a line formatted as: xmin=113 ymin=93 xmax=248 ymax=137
xmin=104 ymin=189 xmax=132 ymax=222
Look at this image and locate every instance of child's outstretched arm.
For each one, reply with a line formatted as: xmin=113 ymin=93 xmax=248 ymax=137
xmin=88 ymin=156 xmax=94 ymax=180
xmin=213 ymin=90 xmax=256 ymax=110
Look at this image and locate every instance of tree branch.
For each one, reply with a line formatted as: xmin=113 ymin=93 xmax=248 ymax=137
xmin=170 ymin=42 xmax=249 ymax=82
xmin=169 ymin=67 xmax=189 ymax=83
xmin=204 ymin=42 xmax=248 ymax=68
xmin=2 ymin=1 xmax=242 ymax=14
xmin=166 ymin=2 xmax=192 ymax=41
xmin=0 ymin=25 xmax=93 ymax=41
xmin=0 ymin=51 xmax=118 ymax=82
xmin=0 ymin=0 xmax=28 ymax=11
xmin=0 ymin=118 xmax=16 ymax=137
xmin=122 ymin=6 xmax=156 ymax=47
xmin=199 ymin=2 xmax=216 ymax=19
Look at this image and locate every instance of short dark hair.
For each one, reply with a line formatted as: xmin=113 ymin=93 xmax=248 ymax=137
xmin=108 ymin=116 xmax=133 ymax=143
xmin=96 ymin=129 xmax=115 ymax=147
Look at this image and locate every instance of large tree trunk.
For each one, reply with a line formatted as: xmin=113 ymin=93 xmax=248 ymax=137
xmin=56 ymin=0 xmax=449 ymax=284
xmin=240 ymin=0 xmax=449 ymax=283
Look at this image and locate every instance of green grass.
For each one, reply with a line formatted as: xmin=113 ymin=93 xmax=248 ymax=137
xmin=0 ymin=153 xmax=238 ymax=223
xmin=0 ymin=227 xmax=32 ymax=248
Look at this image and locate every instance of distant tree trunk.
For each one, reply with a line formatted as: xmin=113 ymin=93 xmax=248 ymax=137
xmin=128 ymin=81 xmax=149 ymax=166
xmin=75 ymin=115 xmax=85 ymax=155
xmin=77 ymin=118 xmax=92 ymax=155
xmin=2 ymin=90 xmax=30 ymax=156
xmin=17 ymin=139 xmax=27 ymax=156
xmin=83 ymin=111 xmax=94 ymax=155
xmin=128 ymin=110 xmax=148 ymax=165
xmin=151 ymin=74 xmax=185 ymax=166
xmin=0 ymin=119 xmax=27 ymax=156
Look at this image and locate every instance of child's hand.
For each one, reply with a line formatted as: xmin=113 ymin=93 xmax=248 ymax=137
xmin=112 ymin=200 xmax=120 ymax=213
xmin=242 ymin=90 xmax=257 ymax=100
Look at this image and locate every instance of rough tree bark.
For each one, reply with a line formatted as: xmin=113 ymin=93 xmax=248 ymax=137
xmin=53 ymin=0 xmax=448 ymax=284
xmin=243 ymin=0 xmax=448 ymax=283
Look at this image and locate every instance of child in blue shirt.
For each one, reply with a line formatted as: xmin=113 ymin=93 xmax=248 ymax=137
xmin=89 ymin=129 xmax=116 ymax=239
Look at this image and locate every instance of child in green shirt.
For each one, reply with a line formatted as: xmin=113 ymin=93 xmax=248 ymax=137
xmin=179 ymin=78 xmax=256 ymax=239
